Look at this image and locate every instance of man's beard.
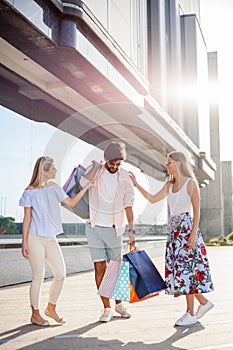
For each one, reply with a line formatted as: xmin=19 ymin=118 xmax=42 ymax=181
xmin=105 ymin=164 xmax=118 ymax=173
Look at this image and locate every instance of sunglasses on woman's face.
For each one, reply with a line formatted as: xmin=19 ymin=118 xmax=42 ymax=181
xmin=165 ymin=160 xmax=176 ymax=165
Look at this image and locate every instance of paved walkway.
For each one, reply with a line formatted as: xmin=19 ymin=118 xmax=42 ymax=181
xmin=0 ymin=247 xmax=233 ymax=350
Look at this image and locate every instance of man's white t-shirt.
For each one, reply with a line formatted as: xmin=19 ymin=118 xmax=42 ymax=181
xmin=95 ymin=170 xmax=118 ymax=227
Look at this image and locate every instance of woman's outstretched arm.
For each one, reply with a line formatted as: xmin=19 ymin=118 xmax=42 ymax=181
xmin=129 ymin=172 xmax=170 ymax=204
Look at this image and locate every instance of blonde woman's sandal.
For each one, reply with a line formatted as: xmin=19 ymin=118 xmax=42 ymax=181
xmin=30 ymin=316 xmax=50 ymax=326
xmin=44 ymin=308 xmax=66 ymax=324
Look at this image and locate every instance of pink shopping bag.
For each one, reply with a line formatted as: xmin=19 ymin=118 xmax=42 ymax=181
xmin=63 ymin=167 xmax=76 ymax=192
xmin=98 ymin=260 xmax=122 ymax=298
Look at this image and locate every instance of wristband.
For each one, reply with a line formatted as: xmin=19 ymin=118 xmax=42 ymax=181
xmin=128 ymin=229 xmax=135 ymax=234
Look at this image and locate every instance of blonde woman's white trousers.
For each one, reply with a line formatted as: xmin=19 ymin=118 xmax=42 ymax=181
xmin=28 ymin=234 xmax=66 ymax=309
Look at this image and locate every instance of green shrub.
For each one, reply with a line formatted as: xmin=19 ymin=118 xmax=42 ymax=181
xmin=226 ymin=232 xmax=233 ymax=241
xmin=208 ymin=238 xmax=220 ymax=244
xmin=205 ymin=241 xmax=219 ymax=247
xmin=206 ymin=233 xmax=233 ymax=246
xmin=218 ymin=235 xmax=228 ymax=242
xmin=0 ymin=216 xmax=18 ymax=235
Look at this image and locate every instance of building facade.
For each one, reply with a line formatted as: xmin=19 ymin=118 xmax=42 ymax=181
xmin=0 ymin=0 xmax=232 ymax=238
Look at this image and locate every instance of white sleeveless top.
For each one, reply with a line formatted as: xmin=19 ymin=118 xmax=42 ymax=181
xmin=168 ymin=178 xmax=193 ymax=217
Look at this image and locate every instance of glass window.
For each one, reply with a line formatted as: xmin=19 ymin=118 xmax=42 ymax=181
xmin=84 ymin=0 xmax=148 ymax=78
xmin=5 ymin=0 xmax=52 ymax=38
xmin=109 ymin=0 xmax=131 ymax=57
xmin=84 ymin=0 xmax=108 ymax=27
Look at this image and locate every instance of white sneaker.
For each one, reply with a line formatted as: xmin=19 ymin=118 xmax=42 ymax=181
xmin=175 ymin=312 xmax=197 ymax=326
xmin=99 ymin=308 xmax=113 ymax=322
xmin=195 ymin=300 xmax=214 ymax=320
xmin=115 ymin=303 xmax=131 ymax=318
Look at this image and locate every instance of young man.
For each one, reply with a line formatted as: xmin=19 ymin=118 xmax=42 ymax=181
xmin=80 ymin=141 xmax=135 ymax=322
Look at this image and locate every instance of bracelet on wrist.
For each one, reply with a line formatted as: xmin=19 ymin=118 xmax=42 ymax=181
xmin=128 ymin=229 xmax=135 ymax=234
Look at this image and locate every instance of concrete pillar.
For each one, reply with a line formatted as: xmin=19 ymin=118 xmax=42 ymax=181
xmin=200 ymin=52 xmax=224 ymax=240
xmin=164 ymin=0 xmax=184 ymax=127
xmin=147 ymin=0 xmax=167 ymax=108
xmin=221 ymin=161 xmax=233 ymax=235
xmin=180 ymin=14 xmax=200 ymax=147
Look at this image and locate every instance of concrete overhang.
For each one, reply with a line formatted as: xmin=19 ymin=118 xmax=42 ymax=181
xmin=0 ymin=0 xmax=216 ymax=184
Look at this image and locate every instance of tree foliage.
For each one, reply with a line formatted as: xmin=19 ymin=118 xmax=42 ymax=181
xmin=0 ymin=216 xmax=18 ymax=235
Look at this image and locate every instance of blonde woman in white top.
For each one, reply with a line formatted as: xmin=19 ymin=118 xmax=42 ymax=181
xmin=130 ymin=151 xmax=214 ymax=326
xmin=19 ymin=156 xmax=92 ymax=326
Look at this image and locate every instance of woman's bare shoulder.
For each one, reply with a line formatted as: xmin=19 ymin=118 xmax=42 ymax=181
xmin=187 ymin=178 xmax=199 ymax=193
xmin=26 ymin=186 xmax=35 ymax=190
xmin=46 ymin=182 xmax=56 ymax=187
xmin=26 ymin=182 xmax=56 ymax=190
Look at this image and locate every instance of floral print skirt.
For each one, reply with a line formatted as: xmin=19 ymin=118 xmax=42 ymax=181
xmin=165 ymin=212 xmax=214 ymax=297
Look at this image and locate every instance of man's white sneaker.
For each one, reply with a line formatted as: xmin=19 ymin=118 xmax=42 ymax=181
xmin=175 ymin=312 xmax=197 ymax=326
xmin=195 ymin=300 xmax=214 ymax=320
xmin=115 ymin=303 xmax=131 ymax=318
xmin=99 ymin=308 xmax=113 ymax=322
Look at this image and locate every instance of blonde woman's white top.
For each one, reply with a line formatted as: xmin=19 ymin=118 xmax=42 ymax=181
xmin=19 ymin=184 xmax=68 ymax=236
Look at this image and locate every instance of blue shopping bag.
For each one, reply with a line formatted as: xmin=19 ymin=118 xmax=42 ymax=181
xmin=123 ymin=250 xmax=166 ymax=299
xmin=112 ymin=261 xmax=130 ymax=301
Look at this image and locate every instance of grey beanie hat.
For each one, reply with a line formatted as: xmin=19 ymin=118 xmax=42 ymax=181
xmin=104 ymin=142 xmax=127 ymax=161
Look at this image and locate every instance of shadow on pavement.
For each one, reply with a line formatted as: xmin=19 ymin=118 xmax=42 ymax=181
xmin=0 ymin=320 xmax=205 ymax=350
xmin=0 ymin=323 xmax=61 ymax=345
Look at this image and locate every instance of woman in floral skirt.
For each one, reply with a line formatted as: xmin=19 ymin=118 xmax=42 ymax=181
xmin=130 ymin=151 xmax=214 ymax=326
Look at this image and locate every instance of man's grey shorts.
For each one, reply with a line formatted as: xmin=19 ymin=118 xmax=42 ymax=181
xmin=86 ymin=224 xmax=122 ymax=262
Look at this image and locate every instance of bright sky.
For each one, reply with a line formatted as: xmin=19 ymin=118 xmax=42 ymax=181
xmin=200 ymin=0 xmax=233 ymax=161
xmin=0 ymin=107 xmax=167 ymax=224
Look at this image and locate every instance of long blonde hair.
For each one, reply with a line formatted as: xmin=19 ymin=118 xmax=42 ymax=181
xmin=167 ymin=151 xmax=197 ymax=184
xmin=27 ymin=156 xmax=54 ymax=188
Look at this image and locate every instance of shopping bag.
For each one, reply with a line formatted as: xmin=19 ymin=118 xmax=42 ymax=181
xmin=129 ymin=280 xmax=159 ymax=303
xmin=112 ymin=261 xmax=130 ymax=301
xmin=126 ymin=259 xmax=157 ymax=302
xmin=98 ymin=260 xmax=122 ymax=299
xmin=82 ymin=161 xmax=102 ymax=183
xmin=62 ymin=165 xmax=89 ymax=219
xmin=63 ymin=167 xmax=76 ymax=192
xmin=124 ymin=250 xmax=166 ymax=299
